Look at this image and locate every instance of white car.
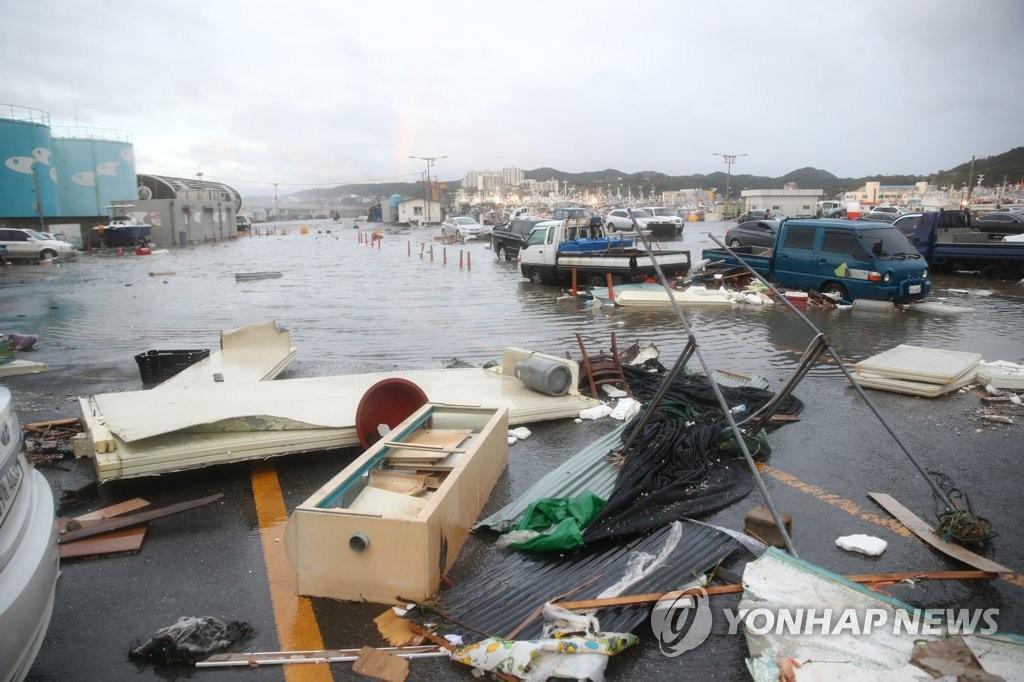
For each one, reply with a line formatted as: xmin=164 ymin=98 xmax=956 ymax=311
xmin=869 ymin=205 xmax=908 ymax=216
xmin=0 ymin=386 xmax=59 ymax=681
xmin=440 ymin=216 xmax=483 ymax=239
xmin=603 ymin=209 xmax=677 ymax=238
xmin=639 ymin=207 xmax=684 ymax=234
xmin=0 ymin=228 xmax=78 ymax=261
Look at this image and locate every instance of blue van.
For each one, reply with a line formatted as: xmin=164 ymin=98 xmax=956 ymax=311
xmin=704 ymin=219 xmax=931 ymax=302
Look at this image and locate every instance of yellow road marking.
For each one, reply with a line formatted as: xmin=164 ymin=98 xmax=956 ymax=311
xmin=251 ymin=462 xmax=333 ymax=682
xmin=757 ymin=463 xmax=1023 ymax=590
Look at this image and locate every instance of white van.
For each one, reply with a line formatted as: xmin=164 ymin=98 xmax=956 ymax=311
xmin=0 ymin=229 xmax=78 ymax=261
xmin=0 ymin=386 xmax=59 ymax=681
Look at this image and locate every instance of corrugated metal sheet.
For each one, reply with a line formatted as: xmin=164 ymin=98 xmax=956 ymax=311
xmin=419 ymin=521 xmax=740 ymax=641
xmin=476 ymin=424 xmax=625 ymax=531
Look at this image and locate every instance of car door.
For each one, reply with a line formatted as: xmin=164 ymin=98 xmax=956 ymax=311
xmin=817 ymin=229 xmax=871 ymax=285
xmin=753 ymin=222 xmax=776 ymax=247
xmin=774 ymin=224 xmax=820 ymax=288
xmin=0 ymin=229 xmax=32 ymax=258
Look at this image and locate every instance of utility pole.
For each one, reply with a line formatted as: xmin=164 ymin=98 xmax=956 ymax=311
xmin=713 ymin=152 xmax=747 ymax=217
xmin=409 ymin=154 xmax=446 ymax=224
xmin=966 ymin=155 xmax=976 ymax=203
xmin=273 ymin=182 xmax=279 ymax=218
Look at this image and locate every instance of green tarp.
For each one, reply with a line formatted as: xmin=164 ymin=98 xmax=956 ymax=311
xmin=506 ymin=491 xmax=606 ymax=552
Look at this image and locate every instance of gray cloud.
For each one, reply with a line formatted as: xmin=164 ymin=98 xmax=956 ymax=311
xmin=2 ymin=0 xmax=1021 ymax=195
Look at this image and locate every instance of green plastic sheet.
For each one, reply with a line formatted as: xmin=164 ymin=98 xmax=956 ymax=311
xmin=508 ymin=491 xmax=606 ymax=552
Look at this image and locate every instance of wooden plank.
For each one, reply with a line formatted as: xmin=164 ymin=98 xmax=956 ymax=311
xmin=58 ymin=493 xmax=223 ymax=544
xmin=22 ymin=417 xmax=81 ymax=431
xmin=352 ymin=646 xmax=409 ymax=682
xmin=402 ymin=429 xmax=471 ymax=450
xmin=74 ymin=497 xmax=150 ymax=521
xmin=869 ymin=493 xmax=1014 ymax=574
xmin=348 ymin=487 xmax=426 ymax=517
xmin=555 ymin=570 xmax=999 ymax=610
xmin=385 ymin=449 xmax=451 ymax=463
xmin=369 ymin=472 xmax=428 ymax=496
xmin=59 ymin=526 xmax=147 ymax=559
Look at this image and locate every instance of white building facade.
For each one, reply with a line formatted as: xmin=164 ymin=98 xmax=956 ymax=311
xmin=398 ymin=197 xmax=442 ymax=225
xmin=740 ymin=189 xmax=823 ymax=218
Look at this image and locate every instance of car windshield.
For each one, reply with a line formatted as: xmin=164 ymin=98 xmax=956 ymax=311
xmin=631 ymin=210 xmax=652 ymax=218
xmin=860 ymin=228 xmax=918 ymax=257
xmin=651 ymin=208 xmax=672 ymax=216
xmin=455 ymin=217 xmax=476 ymax=225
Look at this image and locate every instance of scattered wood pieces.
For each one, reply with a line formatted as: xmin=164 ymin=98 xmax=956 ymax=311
xmin=58 ymin=493 xmax=223 ymax=544
xmin=352 ymin=646 xmax=409 ymax=682
xmin=374 ymin=608 xmax=419 ymax=647
xmin=74 ymin=497 xmax=150 ymax=521
xmin=554 ymin=570 xmax=998 ymax=611
xmin=22 ymin=417 xmax=82 ymax=432
xmin=868 ymin=493 xmax=1013 ymax=574
xmin=980 ymin=414 xmax=1015 ymax=425
xmin=59 ymin=526 xmax=147 ymax=559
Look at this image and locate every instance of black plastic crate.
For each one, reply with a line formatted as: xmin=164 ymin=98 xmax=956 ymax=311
xmin=134 ymin=349 xmax=210 ymax=385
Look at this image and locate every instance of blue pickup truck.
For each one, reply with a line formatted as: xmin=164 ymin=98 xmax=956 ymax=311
xmin=893 ymin=210 xmax=1024 ymax=280
xmin=703 ymin=218 xmax=931 ymax=303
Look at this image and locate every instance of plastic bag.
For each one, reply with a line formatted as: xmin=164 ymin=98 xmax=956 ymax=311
xmin=129 ymin=616 xmax=255 ymax=666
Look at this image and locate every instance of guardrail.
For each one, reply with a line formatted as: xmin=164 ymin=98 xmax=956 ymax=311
xmin=50 ymin=125 xmax=133 ymax=143
xmin=0 ymin=103 xmax=51 ymax=126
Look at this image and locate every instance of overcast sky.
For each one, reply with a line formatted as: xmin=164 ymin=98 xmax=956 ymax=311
xmin=2 ymin=0 xmax=1022 ymax=195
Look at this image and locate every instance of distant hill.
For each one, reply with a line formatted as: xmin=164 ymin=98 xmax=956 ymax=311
xmin=276 ymin=147 xmax=1024 ymax=201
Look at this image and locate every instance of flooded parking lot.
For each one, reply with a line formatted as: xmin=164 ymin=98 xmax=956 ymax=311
xmin=3 ymin=221 xmax=1024 ymax=681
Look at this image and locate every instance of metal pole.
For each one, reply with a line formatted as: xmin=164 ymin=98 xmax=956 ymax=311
xmin=705 ymin=233 xmax=958 ymax=512
xmin=629 ymin=211 xmax=798 ymax=555
xmin=714 ymin=153 xmax=747 ymax=217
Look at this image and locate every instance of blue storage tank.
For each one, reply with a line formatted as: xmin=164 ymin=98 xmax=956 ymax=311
xmin=389 ymin=193 xmax=402 ymax=208
xmin=51 ymin=132 xmax=137 ymax=217
xmin=0 ymin=106 xmax=59 ymax=218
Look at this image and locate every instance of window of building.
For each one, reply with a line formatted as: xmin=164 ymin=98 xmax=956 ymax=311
xmin=822 ymin=230 xmax=868 ymax=260
xmin=772 ymin=205 xmax=780 ymax=210
xmin=802 ymin=205 xmax=811 ymax=210
xmin=783 ymin=226 xmax=817 ymax=250
xmin=413 ymin=206 xmax=423 ymax=216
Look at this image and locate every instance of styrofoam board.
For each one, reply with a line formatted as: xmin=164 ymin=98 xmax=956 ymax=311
xmin=850 ymin=370 xmax=976 ymax=398
xmin=852 ymin=345 xmax=981 ymax=385
xmin=0 ymin=359 xmax=48 ymax=377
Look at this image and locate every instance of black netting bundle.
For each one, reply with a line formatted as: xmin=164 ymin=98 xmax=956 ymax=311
xmin=581 ymin=365 xmax=803 ymax=543
xmin=129 ymin=616 xmax=255 ymax=666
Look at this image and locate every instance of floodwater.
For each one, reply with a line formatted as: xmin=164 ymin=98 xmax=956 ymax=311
xmin=2 ymin=219 xmax=1022 ymax=383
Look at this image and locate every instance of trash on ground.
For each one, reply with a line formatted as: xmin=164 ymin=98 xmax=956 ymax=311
xmin=868 ymin=493 xmax=1010 ymax=573
xmin=285 ymin=405 xmax=508 ymax=603
xmin=374 ymin=608 xmax=418 ymax=647
xmin=608 ymin=396 xmax=641 ymax=420
xmin=601 ymin=384 xmax=628 ymax=398
xmin=59 ymin=497 xmax=151 ymax=560
xmin=7 ymin=333 xmax=38 ymax=351
xmin=850 ymin=344 xmax=981 ymax=397
xmin=0 ymin=358 xmax=48 ymax=377
xmin=196 ymin=646 xmax=445 ymax=668
xmin=744 ymin=505 xmax=794 ymax=548
xmin=233 ymin=271 xmax=282 ymax=282
xmin=129 ymin=616 xmax=255 ymax=666
xmin=156 ymin=321 xmax=297 ymax=389
xmin=977 ymin=359 xmax=1024 ymax=390
xmin=57 ymin=493 xmax=223 ymax=544
xmin=578 ymin=404 xmax=613 ymax=420
xmin=509 ymin=426 xmax=531 ymax=440
xmin=352 ymin=645 xmax=410 ymax=682
xmin=741 ymin=548 xmax=1022 ymax=681
xmin=495 ymin=492 xmax=605 ymax=552
xmin=835 ymin=533 xmax=888 ymax=556
xmin=79 ymin=346 xmax=597 ymax=481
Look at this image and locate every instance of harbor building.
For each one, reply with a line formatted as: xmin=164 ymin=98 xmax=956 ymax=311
xmin=741 ymin=188 xmax=823 ymax=217
xmin=844 ymin=181 xmax=929 ymax=207
xmin=132 ymin=174 xmax=241 ymax=247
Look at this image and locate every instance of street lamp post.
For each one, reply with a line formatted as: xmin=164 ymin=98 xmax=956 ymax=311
xmin=409 ymin=154 xmax=447 ymax=224
xmin=713 ymin=152 xmax=747 ymax=217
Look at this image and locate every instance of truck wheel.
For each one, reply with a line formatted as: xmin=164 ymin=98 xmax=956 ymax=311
xmin=980 ymin=264 xmax=1005 ymax=280
xmin=40 ymin=249 xmax=57 ymax=261
xmin=505 ymin=248 xmax=516 ymax=261
xmin=820 ymin=282 xmax=848 ymax=301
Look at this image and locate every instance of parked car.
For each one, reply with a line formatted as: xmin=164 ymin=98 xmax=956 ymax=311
xmin=491 ymin=216 xmax=545 ymax=261
xmin=440 ymin=216 xmax=483 ymax=239
xmin=868 ymin=205 xmax=908 ymax=216
xmin=639 ymin=207 xmax=684 ymax=234
xmin=724 ymin=219 xmax=780 ymax=248
xmin=0 ymin=385 xmax=59 ymax=681
xmin=603 ymin=209 xmax=676 ymax=238
xmin=861 ymin=211 xmax=900 ymax=224
xmin=704 ymin=218 xmax=930 ymax=303
xmin=0 ymin=228 xmax=78 ymax=261
xmin=975 ymin=211 xmax=1024 ymax=235
xmin=551 ymin=207 xmax=598 ymax=222
xmin=736 ymin=210 xmax=769 ymax=223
